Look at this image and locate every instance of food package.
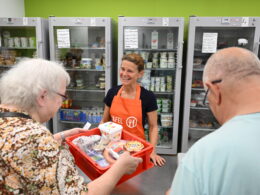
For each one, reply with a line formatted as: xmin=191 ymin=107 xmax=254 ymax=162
xmin=98 ymin=122 xmax=122 ymax=141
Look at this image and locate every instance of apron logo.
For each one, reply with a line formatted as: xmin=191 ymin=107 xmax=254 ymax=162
xmin=126 ymin=116 xmax=137 ymax=128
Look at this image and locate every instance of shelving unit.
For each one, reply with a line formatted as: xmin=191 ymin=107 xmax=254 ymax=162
xmin=118 ymin=17 xmax=184 ymax=154
xmin=49 ymin=17 xmax=112 ymax=133
xmin=181 ymin=17 xmax=260 ymax=152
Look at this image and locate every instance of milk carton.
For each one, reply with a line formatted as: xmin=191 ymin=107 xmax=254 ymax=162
xmin=151 ymin=31 xmax=158 ymax=49
xmin=98 ymin=122 xmax=122 ymax=141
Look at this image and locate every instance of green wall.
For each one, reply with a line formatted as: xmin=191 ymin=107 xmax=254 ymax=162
xmin=24 ymin=0 xmax=260 ymax=63
xmin=24 ymin=0 xmax=260 ymax=45
xmin=25 ymin=0 xmax=259 ymax=19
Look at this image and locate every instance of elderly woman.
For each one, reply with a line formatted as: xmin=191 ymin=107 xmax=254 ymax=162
xmin=0 ymin=58 xmax=141 ymax=194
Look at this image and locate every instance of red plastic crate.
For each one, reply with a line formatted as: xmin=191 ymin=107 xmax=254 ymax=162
xmin=66 ymin=128 xmax=154 ymax=185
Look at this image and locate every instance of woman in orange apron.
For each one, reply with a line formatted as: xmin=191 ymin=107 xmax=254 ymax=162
xmin=101 ymin=53 xmax=165 ymax=166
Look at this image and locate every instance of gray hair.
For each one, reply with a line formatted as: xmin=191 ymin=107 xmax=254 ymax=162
xmin=203 ymin=47 xmax=260 ymax=83
xmin=0 ymin=58 xmax=70 ymax=111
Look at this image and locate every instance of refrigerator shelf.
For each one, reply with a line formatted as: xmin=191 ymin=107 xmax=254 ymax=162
xmin=191 ymin=88 xmax=204 ymax=91
xmin=193 ymin=68 xmax=204 ymax=71
xmin=189 ymin=127 xmax=216 ymax=132
xmin=157 ymin=143 xmax=173 ymax=149
xmin=1 ymin=47 xmax=36 ymax=50
xmin=190 ymin=106 xmax=210 ymax=110
xmin=59 ymin=120 xmax=85 ymax=124
xmin=159 ymin=126 xmax=173 ymax=128
xmin=55 ymin=47 xmax=105 ymax=50
xmin=124 ymin=48 xmax=177 ymax=52
xmin=146 ymin=68 xmax=176 ymax=71
xmin=67 ymin=88 xmax=105 ymax=92
xmin=65 ymin=68 xmax=105 ymax=72
xmin=153 ymin=91 xmax=174 ymax=95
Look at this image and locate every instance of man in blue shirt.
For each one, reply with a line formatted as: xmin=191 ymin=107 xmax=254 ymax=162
xmin=167 ymin=47 xmax=260 ymax=195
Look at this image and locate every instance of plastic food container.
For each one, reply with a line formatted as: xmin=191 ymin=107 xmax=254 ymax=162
xmin=66 ymin=128 xmax=154 ymax=185
xmin=98 ymin=122 xmax=122 ymax=141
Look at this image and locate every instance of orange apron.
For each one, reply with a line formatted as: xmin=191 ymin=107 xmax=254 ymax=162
xmin=110 ymin=84 xmax=145 ymax=139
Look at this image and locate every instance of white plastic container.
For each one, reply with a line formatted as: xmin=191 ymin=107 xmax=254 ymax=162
xmin=98 ymin=122 xmax=122 ymax=141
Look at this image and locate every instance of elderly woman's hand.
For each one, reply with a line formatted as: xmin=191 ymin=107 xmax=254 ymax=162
xmin=115 ymin=152 xmax=143 ymax=175
xmin=54 ymin=128 xmax=88 ymax=143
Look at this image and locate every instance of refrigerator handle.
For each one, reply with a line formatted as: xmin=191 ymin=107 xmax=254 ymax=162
xmin=177 ymin=41 xmax=184 ymax=69
xmin=253 ymin=41 xmax=260 ymax=54
xmin=106 ymin=41 xmax=111 ymax=68
xmin=37 ymin=41 xmax=43 ymax=57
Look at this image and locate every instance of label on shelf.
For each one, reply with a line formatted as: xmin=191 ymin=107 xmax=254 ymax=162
xmin=162 ymin=17 xmax=169 ymax=26
xmin=124 ymin=29 xmax=138 ymax=49
xmin=23 ymin=17 xmax=28 ymax=25
xmin=57 ymin=29 xmax=70 ymax=48
xmin=241 ymin=17 xmax=249 ymax=27
xmin=90 ymin=17 xmax=96 ymax=26
xmin=202 ymin=33 xmax=218 ymax=53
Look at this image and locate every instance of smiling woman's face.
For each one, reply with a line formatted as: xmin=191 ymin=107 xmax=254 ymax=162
xmin=119 ymin=60 xmax=143 ymax=86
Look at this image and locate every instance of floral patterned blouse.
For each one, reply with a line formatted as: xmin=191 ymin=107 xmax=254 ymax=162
xmin=0 ymin=107 xmax=88 ymax=194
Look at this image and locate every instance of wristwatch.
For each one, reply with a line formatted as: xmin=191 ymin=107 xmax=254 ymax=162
xmin=60 ymin=132 xmax=66 ymax=142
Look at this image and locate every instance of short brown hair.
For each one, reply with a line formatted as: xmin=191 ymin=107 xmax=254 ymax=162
xmin=122 ymin=53 xmax=144 ymax=72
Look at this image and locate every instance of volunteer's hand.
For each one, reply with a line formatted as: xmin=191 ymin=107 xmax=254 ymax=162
xmin=150 ymin=151 xmax=166 ymax=166
xmin=115 ymin=152 xmax=143 ymax=175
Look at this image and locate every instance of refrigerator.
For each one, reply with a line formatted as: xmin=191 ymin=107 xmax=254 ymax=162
xmin=49 ymin=17 xmax=112 ymax=134
xmin=0 ymin=17 xmax=49 ymax=73
xmin=181 ymin=17 xmax=260 ymax=152
xmin=118 ymin=17 xmax=184 ymax=154
xmin=0 ymin=17 xmax=49 ymax=126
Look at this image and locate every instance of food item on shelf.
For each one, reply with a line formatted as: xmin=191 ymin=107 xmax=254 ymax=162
xmin=192 ymin=80 xmax=203 ymax=88
xmin=81 ymin=58 xmax=92 ymax=69
xmin=151 ymin=30 xmax=158 ymax=49
xmin=193 ymin=57 xmax=203 ymax=65
xmin=125 ymin=141 xmax=144 ymax=152
xmin=189 ymin=120 xmax=198 ymax=128
xmin=0 ymin=55 xmax=5 ymax=65
xmin=190 ymin=100 xmax=197 ymax=107
xmin=61 ymin=99 xmax=72 ymax=109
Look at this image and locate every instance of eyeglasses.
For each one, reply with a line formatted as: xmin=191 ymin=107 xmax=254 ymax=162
xmin=54 ymin=91 xmax=68 ymax=101
xmin=203 ymin=79 xmax=222 ymax=105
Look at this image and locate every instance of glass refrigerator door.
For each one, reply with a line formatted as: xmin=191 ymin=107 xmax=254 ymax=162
xmin=0 ymin=26 xmax=37 ymax=74
xmin=52 ymin=26 xmax=106 ymax=132
xmin=187 ymin=26 xmax=256 ymax=149
xmin=120 ymin=19 xmax=183 ymax=154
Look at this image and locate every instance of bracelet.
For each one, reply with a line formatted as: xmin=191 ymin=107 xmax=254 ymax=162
xmin=60 ymin=132 xmax=66 ymax=142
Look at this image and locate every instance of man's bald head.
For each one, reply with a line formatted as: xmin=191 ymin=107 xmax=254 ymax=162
xmin=203 ymin=47 xmax=260 ymax=85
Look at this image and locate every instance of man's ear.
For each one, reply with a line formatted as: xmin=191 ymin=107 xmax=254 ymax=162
xmin=208 ymin=82 xmax=222 ymax=105
xmin=37 ymin=90 xmax=48 ymax=107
